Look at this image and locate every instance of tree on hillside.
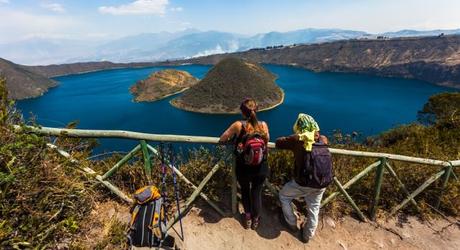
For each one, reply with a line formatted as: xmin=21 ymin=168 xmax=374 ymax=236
xmin=417 ymin=92 xmax=460 ymax=126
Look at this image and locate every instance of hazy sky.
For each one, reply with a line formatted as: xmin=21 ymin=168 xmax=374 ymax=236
xmin=0 ymin=0 xmax=459 ymax=43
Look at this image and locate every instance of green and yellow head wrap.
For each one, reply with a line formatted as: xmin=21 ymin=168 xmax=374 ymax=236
xmin=293 ymin=113 xmax=320 ymax=151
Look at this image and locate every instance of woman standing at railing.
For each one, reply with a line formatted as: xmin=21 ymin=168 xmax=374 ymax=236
xmin=219 ymin=98 xmax=270 ymax=230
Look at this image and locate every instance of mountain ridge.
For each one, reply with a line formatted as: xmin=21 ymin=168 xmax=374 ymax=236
xmin=159 ymin=35 xmax=460 ymax=89
xmin=2 ymin=27 xmax=458 ymax=65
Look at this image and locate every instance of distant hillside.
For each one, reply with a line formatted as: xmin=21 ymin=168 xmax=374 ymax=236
xmin=171 ymin=58 xmax=284 ymax=114
xmin=2 ymin=28 xmax=459 ymax=65
xmin=0 ymin=58 xmax=57 ymax=100
xmin=162 ymin=35 xmax=460 ymax=89
xmin=1 ymin=59 xmax=158 ymax=99
xmin=0 ymin=28 xmax=372 ymax=65
xmin=130 ymin=69 xmax=199 ymax=102
xmin=25 ymin=61 xmax=156 ymax=78
xmin=382 ymin=28 xmax=460 ymax=38
xmin=239 ymin=28 xmax=369 ymax=50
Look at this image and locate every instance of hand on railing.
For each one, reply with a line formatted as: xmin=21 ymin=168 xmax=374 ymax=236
xmin=218 ymin=134 xmax=237 ymax=145
xmin=216 ymin=141 xmax=232 ymax=155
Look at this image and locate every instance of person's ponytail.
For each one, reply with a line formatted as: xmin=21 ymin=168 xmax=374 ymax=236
xmin=249 ymin=110 xmax=258 ymax=128
xmin=240 ymin=98 xmax=264 ymax=135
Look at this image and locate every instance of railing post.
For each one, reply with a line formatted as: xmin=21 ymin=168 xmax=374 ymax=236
xmin=370 ymin=157 xmax=386 ymax=220
xmin=167 ymin=162 xmax=223 ymax=230
xmin=231 ymin=158 xmax=238 ymax=215
xmin=146 ymin=144 xmax=226 ymax=217
xmin=435 ymin=163 xmax=453 ymax=208
xmin=101 ymin=144 xmax=141 ymax=180
xmin=321 ymin=161 xmax=380 ymax=208
xmin=384 ymin=162 xmax=420 ymax=212
xmin=139 ymin=140 xmax=152 ymax=183
xmin=391 ymin=168 xmax=446 ymax=215
xmin=95 ymin=175 xmax=133 ymax=203
xmin=334 ymin=177 xmax=367 ymax=222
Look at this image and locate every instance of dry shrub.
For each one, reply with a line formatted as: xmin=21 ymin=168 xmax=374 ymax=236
xmin=0 ymin=124 xmax=98 ymax=248
xmin=0 ymin=78 xmax=100 ymax=248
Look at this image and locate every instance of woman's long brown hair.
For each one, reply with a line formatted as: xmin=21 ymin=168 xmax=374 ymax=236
xmin=240 ymin=98 xmax=267 ymax=139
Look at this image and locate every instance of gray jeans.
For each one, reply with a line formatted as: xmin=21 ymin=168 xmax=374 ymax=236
xmin=279 ymin=180 xmax=325 ymax=239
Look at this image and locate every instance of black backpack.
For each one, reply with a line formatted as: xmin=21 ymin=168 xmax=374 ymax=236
xmin=301 ymin=142 xmax=334 ymax=188
xmin=127 ymin=186 xmax=167 ymax=248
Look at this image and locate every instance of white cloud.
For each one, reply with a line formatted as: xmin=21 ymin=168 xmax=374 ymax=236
xmin=0 ymin=10 xmax=78 ymax=43
xmin=170 ymin=7 xmax=183 ymax=12
xmin=41 ymin=3 xmax=66 ymax=13
xmin=99 ymin=0 xmax=169 ymax=16
xmin=0 ymin=0 xmax=10 ymax=4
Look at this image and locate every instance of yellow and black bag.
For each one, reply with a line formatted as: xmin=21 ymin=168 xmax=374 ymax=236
xmin=127 ymin=185 xmax=167 ymax=248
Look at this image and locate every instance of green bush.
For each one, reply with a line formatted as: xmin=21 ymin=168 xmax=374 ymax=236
xmin=417 ymin=92 xmax=460 ymax=125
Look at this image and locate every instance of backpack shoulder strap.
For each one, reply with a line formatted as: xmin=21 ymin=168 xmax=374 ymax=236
xmin=129 ymin=205 xmax=141 ymax=228
xmin=240 ymin=120 xmax=246 ymax=131
xmin=237 ymin=121 xmax=247 ymax=141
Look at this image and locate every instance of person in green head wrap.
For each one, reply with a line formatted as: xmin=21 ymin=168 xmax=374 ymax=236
xmin=275 ymin=113 xmax=328 ymax=243
xmin=293 ymin=113 xmax=323 ymax=151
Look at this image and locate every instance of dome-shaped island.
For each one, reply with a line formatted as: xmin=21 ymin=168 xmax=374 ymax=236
xmin=170 ymin=57 xmax=284 ymax=114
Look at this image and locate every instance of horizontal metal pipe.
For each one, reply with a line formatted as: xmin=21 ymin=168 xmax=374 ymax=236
xmin=15 ymin=125 xmax=459 ymax=167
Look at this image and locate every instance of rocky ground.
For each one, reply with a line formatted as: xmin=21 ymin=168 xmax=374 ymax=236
xmin=80 ymin=200 xmax=460 ymax=250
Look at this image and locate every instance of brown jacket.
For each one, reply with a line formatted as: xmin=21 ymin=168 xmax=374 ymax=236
xmin=275 ymin=134 xmax=308 ymax=185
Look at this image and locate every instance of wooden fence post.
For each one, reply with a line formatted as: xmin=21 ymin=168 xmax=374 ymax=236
xmin=101 ymin=144 xmax=141 ymax=180
xmin=384 ymin=162 xmax=420 ymax=212
xmin=95 ymin=175 xmax=133 ymax=203
xmin=139 ymin=140 xmax=152 ymax=183
xmin=166 ymin=162 xmax=223 ymax=231
xmin=370 ymin=157 xmax=386 ymax=220
xmin=391 ymin=169 xmax=446 ymax=215
xmin=146 ymin=144 xmax=226 ymax=217
xmin=435 ymin=163 xmax=453 ymax=208
xmin=231 ymin=159 xmax=238 ymax=215
xmin=334 ymin=177 xmax=367 ymax=222
xmin=321 ymin=160 xmax=380 ymax=207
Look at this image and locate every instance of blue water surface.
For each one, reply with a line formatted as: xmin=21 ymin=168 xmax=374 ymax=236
xmin=17 ymin=64 xmax=455 ymax=152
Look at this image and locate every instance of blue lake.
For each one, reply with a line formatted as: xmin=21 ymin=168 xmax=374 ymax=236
xmin=17 ymin=64 xmax=455 ymax=152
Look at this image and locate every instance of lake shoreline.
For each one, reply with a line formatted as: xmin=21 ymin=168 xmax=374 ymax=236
xmin=17 ymin=64 xmax=455 ymax=153
xmin=170 ymin=89 xmax=285 ymax=114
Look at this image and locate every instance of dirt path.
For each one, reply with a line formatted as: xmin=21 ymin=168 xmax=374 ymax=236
xmin=175 ymin=206 xmax=459 ymax=250
xmin=79 ymin=201 xmax=459 ymax=250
